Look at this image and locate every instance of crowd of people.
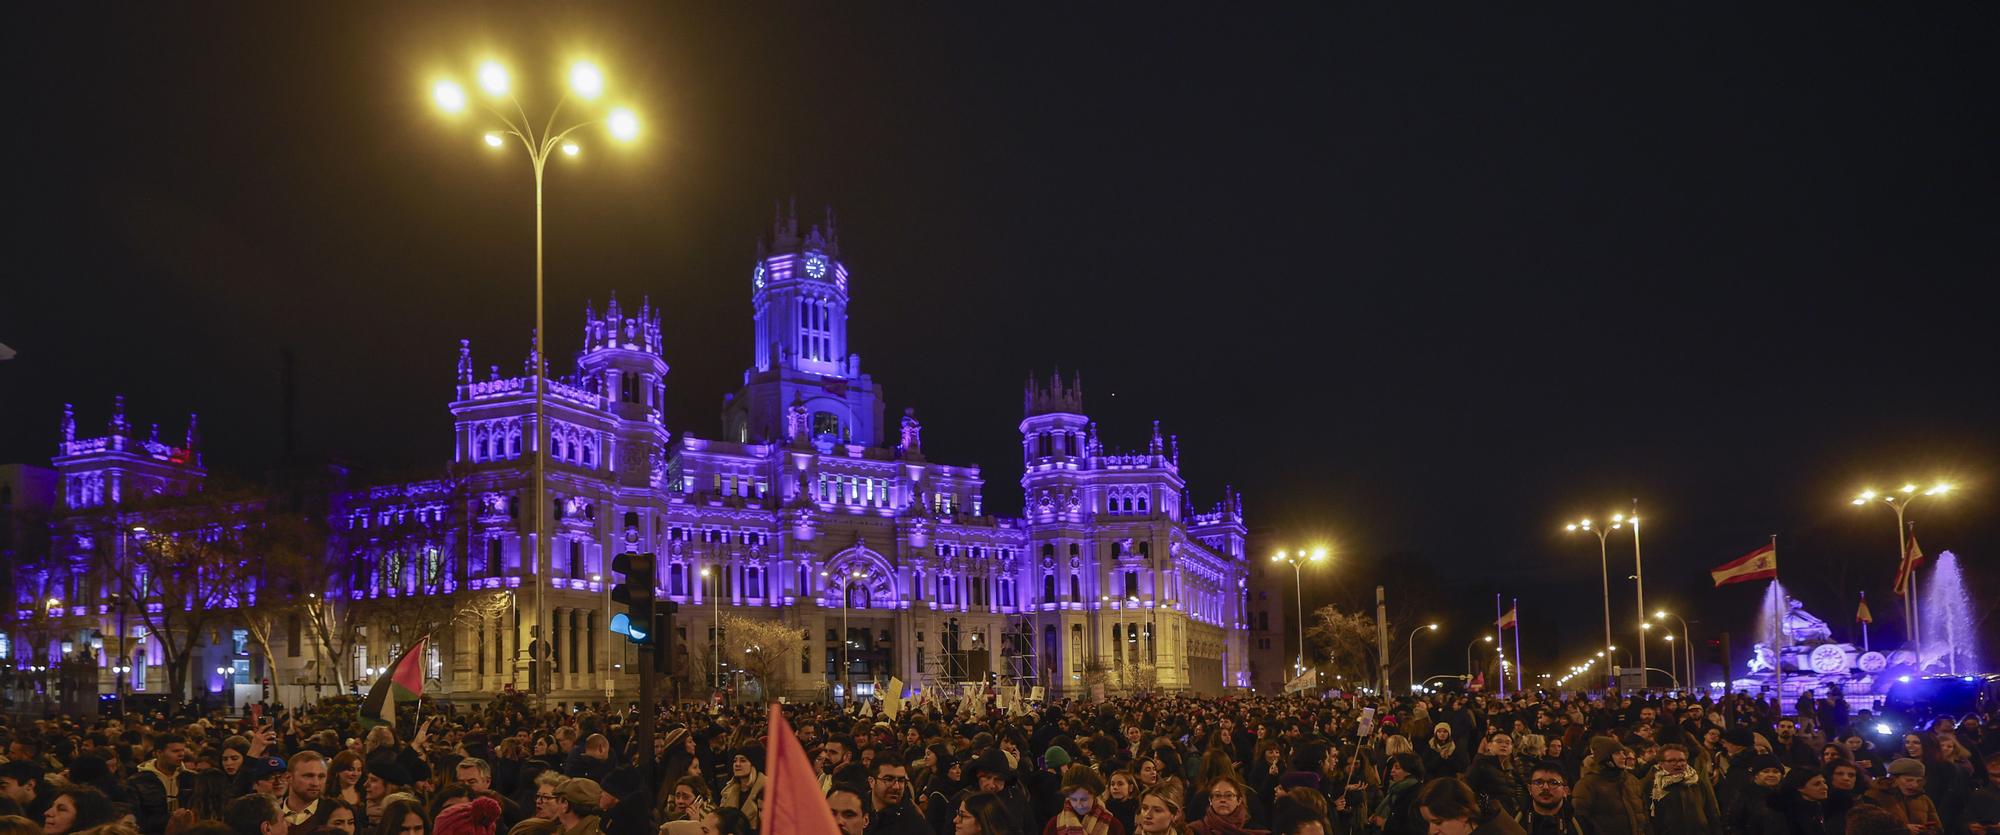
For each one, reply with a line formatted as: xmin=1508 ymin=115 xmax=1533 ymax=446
xmin=1 ymin=685 xmax=1995 ymax=835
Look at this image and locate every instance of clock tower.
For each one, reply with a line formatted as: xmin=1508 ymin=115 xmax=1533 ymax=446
xmin=724 ymin=200 xmax=885 ymax=448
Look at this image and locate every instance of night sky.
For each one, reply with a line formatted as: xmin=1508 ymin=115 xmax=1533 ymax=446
xmin=5 ymin=4 xmax=1996 ymax=679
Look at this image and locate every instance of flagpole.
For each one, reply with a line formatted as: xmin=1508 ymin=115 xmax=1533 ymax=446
xmin=1860 ymin=591 xmax=1871 ymax=652
xmin=1769 ymin=536 xmax=1783 ymax=710
xmin=1494 ymin=593 xmax=1505 ymax=698
xmin=1513 ymin=597 xmax=1524 ymax=693
xmin=1907 ymin=522 xmax=1922 ymax=656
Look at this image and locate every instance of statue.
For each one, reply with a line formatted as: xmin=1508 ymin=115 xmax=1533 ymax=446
xmin=1748 ymin=642 xmax=1778 ymax=674
xmin=1781 ymin=598 xmax=1834 ymax=644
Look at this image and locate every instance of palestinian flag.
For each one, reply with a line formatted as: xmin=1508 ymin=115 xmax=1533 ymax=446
xmin=360 ymin=636 xmax=427 ymax=728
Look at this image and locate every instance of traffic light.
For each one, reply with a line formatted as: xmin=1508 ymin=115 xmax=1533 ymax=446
xmin=610 ymin=551 xmax=655 ymax=645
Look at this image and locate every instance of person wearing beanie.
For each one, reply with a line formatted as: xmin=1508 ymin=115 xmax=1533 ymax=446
xmin=435 ymin=796 xmax=503 ymax=835
xmin=719 ymin=750 xmax=764 ymax=831
xmin=1574 ymin=737 xmax=1644 ymax=835
xmin=1857 ymin=760 xmax=1941 ymax=835
xmin=1026 ymin=747 xmax=1072 ymax=832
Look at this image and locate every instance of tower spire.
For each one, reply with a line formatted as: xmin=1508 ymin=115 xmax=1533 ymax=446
xmin=457 ymin=339 xmax=474 ymax=384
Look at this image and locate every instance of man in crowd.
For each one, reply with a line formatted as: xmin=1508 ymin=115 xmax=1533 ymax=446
xmin=1515 ymin=760 xmax=1591 ymax=835
xmin=865 ymin=755 xmax=926 ymax=835
xmin=134 ymin=732 xmax=195 ymax=835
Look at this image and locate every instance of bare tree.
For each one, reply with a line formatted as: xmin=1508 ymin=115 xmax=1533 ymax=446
xmin=126 ymin=493 xmax=263 ymax=712
xmin=722 ymin=614 xmax=806 ymax=702
xmin=1304 ymin=604 xmax=1386 ymax=685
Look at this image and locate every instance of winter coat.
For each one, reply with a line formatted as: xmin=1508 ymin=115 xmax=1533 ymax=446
xmin=720 ymin=771 xmax=766 ymax=830
xmin=1758 ymin=793 xmax=1823 ymax=835
xmin=1857 ymin=777 xmax=1941 ymax=834
xmin=1573 ymin=759 xmax=1646 ymax=835
xmin=1647 ymin=770 xmax=1720 ymax=835
xmin=1722 ymin=784 xmax=1771 ymax=835
xmin=129 ymin=759 xmax=196 ymax=835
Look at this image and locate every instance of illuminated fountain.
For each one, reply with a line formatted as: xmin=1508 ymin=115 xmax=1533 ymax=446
xmin=1732 ymin=580 xmax=1894 ymax=711
xmin=1920 ymin=551 xmax=1980 ymax=674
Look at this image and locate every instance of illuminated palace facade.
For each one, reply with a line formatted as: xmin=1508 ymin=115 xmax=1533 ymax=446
xmin=18 ymin=210 xmax=1252 ymax=704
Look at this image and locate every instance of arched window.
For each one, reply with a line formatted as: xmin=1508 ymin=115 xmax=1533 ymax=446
xmin=811 ymin=411 xmax=843 ymax=442
xmin=1043 ymin=573 xmax=1055 ymax=603
xmin=1069 ymin=574 xmax=1080 ymax=603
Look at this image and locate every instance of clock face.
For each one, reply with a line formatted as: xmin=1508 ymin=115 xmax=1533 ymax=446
xmin=752 ymin=263 xmax=766 ymax=290
xmin=805 ymin=254 xmax=829 ymax=280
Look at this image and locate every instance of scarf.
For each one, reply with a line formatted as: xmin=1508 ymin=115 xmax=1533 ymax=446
xmin=1196 ymin=804 xmax=1264 ymax=835
xmin=1054 ymin=807 xmax=1111 ymax=835
xmin=1650 ymin=768 xmax=1698 ymax=803
xmin=1431 ymin=737 xmax=1457 ymax=759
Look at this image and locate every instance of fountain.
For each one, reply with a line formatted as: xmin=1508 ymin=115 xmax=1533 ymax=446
xmin=1920 ymin=551 xmax=1981 ymax=674
xmin=1732 ymin=580 xmax=1897 ymax=712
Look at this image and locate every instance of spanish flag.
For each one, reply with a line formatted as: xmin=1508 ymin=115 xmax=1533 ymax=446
xmin=1711 ymin=543 xmax=1777 ymax=587
xmin=359 ymin=637 xmax=427 ymax=728
xmin=1893 ymin=534 xmax=1923 ymax=596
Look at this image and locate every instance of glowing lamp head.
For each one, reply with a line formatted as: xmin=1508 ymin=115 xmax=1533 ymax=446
xmin=479 ymin=61 xmax=509 ymax=95
xmin=570 ymin=62 xmax=605 ymax=99
xmin=1612 ymin=514 xmax=1624 ymax=523
xmin=484 ymin=132 xmax=504 ymax=148
xmin=608 ymin=108 xmax=639 ymax=141
xmin=1927 ymin=483 xmax=1952 ymax=496
xmin=561 ymin=141 xmax=580 ymax=156
xmin=1901 ymin=484 xmax=1917 ymax=493
xmin=1580 ymin=519 xmax=1593 ymax=530
xmin=1655 ymin=610 xmax=1666 ymax=619
xmin=1310 ymin=548 xmax=1329 ymax=562
xmin=433 ymin=80 xmax=467 ymax=113
xmin=1859 ymin=490 xmax=1878 ymax=501
xmin=1566 ymin=524 xmax=1578 ymax=531
xmin=1428 ymin=623 xmax=1439 ymax=631
xmin=1484 ymin=635 xmax=1494 ymax=642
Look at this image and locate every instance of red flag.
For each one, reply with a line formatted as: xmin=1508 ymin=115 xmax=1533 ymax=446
xmin=761 ymin=703 xmax=841 ymax=835
xmin=1893 ymin=534 xmax=1923 ymax=596
xmin=1497 ymin=606 xmax=1518 ymax=630
xmin=1711 ymin=543 xmax=1777 ymax=587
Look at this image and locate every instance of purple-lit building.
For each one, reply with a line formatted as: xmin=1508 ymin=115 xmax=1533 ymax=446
xmin=12 ymin=209 xmax=1252 ymax=705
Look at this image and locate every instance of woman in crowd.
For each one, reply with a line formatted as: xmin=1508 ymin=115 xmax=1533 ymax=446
xmin=1188 ymin=775 xmax=1262 ymax=835
xmin=1245 ymin=743 xmax=1288 ymax=811
xmin=1759 ymin=768 xmax=1828 ymax=835
xmin=1370 ymin=753 xmax=1425 ymax=835
xmin=1135 ymin=784 xmax=1190 ymax=835
xmin=718 ymin=751 xmax=763 ymax=831
xmin=372 ymin=798 xmax=427 ymax=835
xmin=1105 ymin=772 xmax=1142 ymax=835
xmin=954 ymin=794 xmax=1018 ymax=835
xmin=41 ymin=788 xmax=115 ymax=835
xmin=660 ymin=777 xmax=711 ymax=824
xmin=1415 ymin=778 xmax=1525 ymax=835
xmin=1820 ymin=761 xmax=1863 ymax=835
xmin=329 ymin=753 xmax=365 ymax=811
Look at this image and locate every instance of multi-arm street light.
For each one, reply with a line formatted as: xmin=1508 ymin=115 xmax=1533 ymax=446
xmin=1565 ymin=518 xmax=1620 ymax=690
xmin=1851 ymin=483 xmax=1952 ymax=645
xmin=1271 ymin=548 xmax=1328 ymax=679
xmin=430 ymin=58 xmax=641 ymax=709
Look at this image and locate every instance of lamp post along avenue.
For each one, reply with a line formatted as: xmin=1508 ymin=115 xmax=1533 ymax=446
xmin=1852 ymin=483 xmax=1953 ymax=645
xmin=429 ymin=58 xmax=641 ymax=708
xmin=1408 ymin=622 xmax=1438 ymax=696
xmin=1271 ymin=548 xmax=1328 ymax=681
xmin=1567 ymin=518 xmax=1622 ymax=690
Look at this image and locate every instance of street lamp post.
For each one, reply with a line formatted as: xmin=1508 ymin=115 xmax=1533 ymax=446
xmin=1566 ymin=518 xmax=1622 ymax=690
xmin=1271 ymin=548 xmax=1328 ymax=680
xmin=1852 ymin=483 xmax=1952 ymax=646
xmin=1407 ymin=623 xmax=1438 ymax=696
xmin=430 ymin=59 xmax=640 ymax=710
xmin=1467 ymin=635 xmax=1493 ymax=679
xmin=1654 ymin=610 xmax=1693 ymax=688
xmin=699 ymin=568 xmax=718 ymax=695
xmin=1102 ymin=595 xmax=1128 ymax=691
xmin=824 ymin=570 xmax=866 ymax=703
xmin=1622 ymin=506 xmax=1648 ymax=690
